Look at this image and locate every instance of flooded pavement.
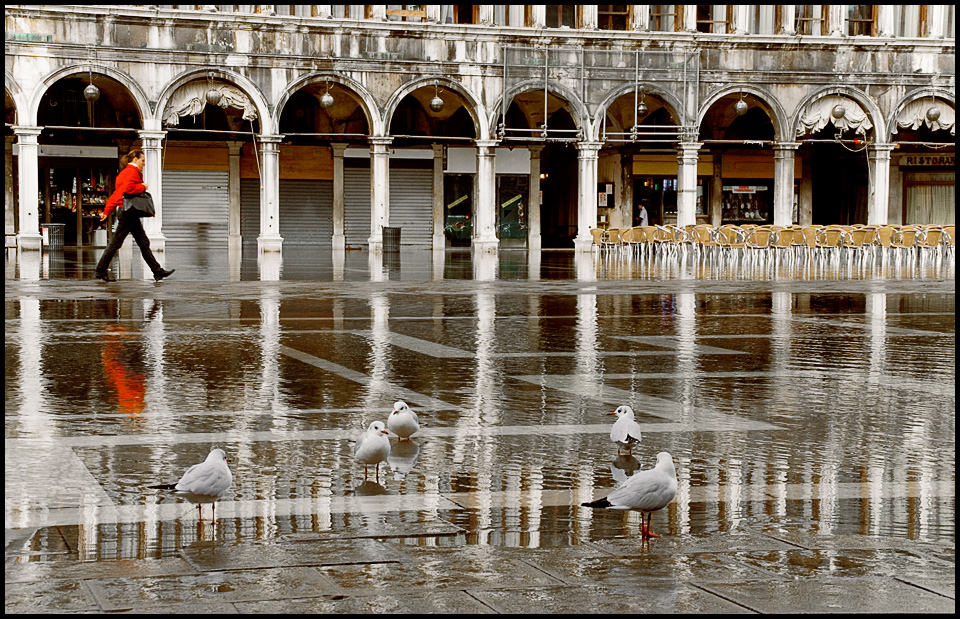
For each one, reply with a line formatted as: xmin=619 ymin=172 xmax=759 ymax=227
xmin=5 ymin=246 xmax=955 ymax=613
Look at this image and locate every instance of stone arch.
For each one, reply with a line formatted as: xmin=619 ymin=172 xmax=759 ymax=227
xmin=274 ymin=73 xmax=381 ymax=136
xmin=887 ymin=87 xmax=955 ymax=141
xmin=26 ymin=63 xmax=150 ymax=128
xmin=383 ymin=76 xmax=486 ymax=140
xmin=697 ymin=84 xmax=790 ymax=142
xmin=5 ymin=70 xmax=24 ymax=125
xmin=492 ymin=78 xmax=589 ymax=140
xmin=155 ymin=68 xmax=273 ymax=134
xmin=593 ymin=83 xmax=685 ymax=142
xmin=792 ymin=85 xmax=886 ymax=140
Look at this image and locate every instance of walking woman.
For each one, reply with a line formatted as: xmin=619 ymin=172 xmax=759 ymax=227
xmin=94 ymin=149 xmax=174 ymax=282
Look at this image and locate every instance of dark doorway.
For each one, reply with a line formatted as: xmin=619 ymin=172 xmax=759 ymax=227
xmin=539 ymin=143 xmax=578 ymax=248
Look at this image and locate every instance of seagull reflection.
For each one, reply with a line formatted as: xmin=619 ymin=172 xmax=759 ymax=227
xmin=388 ymin=438 xmax=421 ymax=481
xmin=352 ymin=479 xmax=388 ymax=496
xmin=610 ymin=453 xmax=641 ymax=484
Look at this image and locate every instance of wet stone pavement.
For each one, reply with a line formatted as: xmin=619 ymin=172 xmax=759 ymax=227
xmin=5 ymin=246 xmax=956 ymax=613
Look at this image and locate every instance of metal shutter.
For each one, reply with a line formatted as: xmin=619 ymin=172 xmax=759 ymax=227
xmin=279 ymin=180 xmax=333 ymax=245
xmin=161 ymin=170 xmax=229 ymax=245
xmin=344 ymin=167 xmax=371 ymax=249
xmin=240 ymin=178 xmax=260 ymax=244
xmin=389 ymin=169 xmax=434 ymax=247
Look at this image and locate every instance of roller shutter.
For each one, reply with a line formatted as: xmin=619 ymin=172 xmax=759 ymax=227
xmin=389 ymin=169 xmax=434 ymax=247
xmin=344 ymin=167 xmax=371 ymax=249
xmin=161 ymin=170 xmax=229 ymax=244
xmin=240 ymin=178 xmax=260 ymax=244
xmin=280 ymin=180 xmax=333 ymax=245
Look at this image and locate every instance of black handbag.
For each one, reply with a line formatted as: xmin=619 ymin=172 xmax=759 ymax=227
xmin=122 ymin=191 xmax=155 ymax=217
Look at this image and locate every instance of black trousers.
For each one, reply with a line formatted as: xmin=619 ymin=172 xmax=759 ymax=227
xmin=95 ymin=210 xmax=163 ymax=276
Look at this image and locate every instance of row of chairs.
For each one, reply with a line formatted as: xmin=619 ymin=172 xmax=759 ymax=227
xmin=592 ymin=223 xmax=955 ymax=262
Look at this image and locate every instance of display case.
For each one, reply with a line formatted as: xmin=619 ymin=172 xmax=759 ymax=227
xmin=43 ymin=165 xmax=114 ymax=246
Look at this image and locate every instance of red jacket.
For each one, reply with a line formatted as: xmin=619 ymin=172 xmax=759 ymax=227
xmin=103 ymin=163 xmax=147 ymax=217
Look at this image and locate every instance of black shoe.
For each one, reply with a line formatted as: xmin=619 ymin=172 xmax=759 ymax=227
xmin=154 ymin=268 xmax=175 ymax=282
xmin=95 ymin=272 xmax=116 ymax=282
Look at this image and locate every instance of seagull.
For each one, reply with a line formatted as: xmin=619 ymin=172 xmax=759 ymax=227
xmin=386 ymin=400 xmax=420 ymax=440
xmin=148 ymin=448 xmax=232 ymax=521
xmin=582 ymin=452 xmax=677 ymax=540
xmin=609 ymin=405 xmax=642 ymax=455
xmin=354 ymin=420 xmax=390 ymax=482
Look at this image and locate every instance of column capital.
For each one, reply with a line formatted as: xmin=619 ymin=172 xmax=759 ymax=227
xmin=475 ymin=139 xmax=499 ymax=150
xmin=527 ymin=144 xmax=545 ymax=157
xmin=258 ymin=134 xmax=284 ymax=144
xmin=368 ymin=136 xmax=394 ymax=147
xmin=12 ymin=126 xmax=43 ymax=140
xmin=677 ymin=141 xmax=703 ymax=156
xmin=576 ymin=141 xmax=604 ymax=152
xmin=331 ymin=143 xmax=348 ymax=157
xmin=868 ymin=143 xmax=897 ymax=153
xmin=138 ymin=129 xmax=167 ymax=141
xmin=773 ymin=141 xmax=802 ymax=151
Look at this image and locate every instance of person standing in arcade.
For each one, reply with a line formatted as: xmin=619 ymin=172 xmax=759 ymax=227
xmin=94 ymin=149 xmax=174 ymax=282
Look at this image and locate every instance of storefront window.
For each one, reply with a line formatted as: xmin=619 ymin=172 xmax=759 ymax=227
xmin=633 ymin=176 xmax=708 ymax=225
xmin=721 ymin=181 xmax=772 ymax=223
xmin=444 ymin=174 xmax=473 ymax=246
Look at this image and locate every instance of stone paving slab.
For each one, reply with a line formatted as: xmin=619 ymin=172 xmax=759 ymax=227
xmin=698 ymin=578 xmax=955 ymax=613
xmin=180 ymin=538 xmax=402 ymax=571
xmin=235 ymin=590 xmax=495 ymax=613
xmin=590 ymin=529 xmax=799 ymax=556
xmin=6 ymin=557 xmax=199 ymax=584
xmin=316 ymin=544 xmax=565 ymax=594
xmin=470 ymin=583 xmax=752 ymax=614
xmin=83 ymin=567 xmax=340 ymax=612
xmin=4 ymin=579 xmax=100 ymax=614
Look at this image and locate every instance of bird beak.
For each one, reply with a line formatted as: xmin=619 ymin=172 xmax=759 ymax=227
xmin=608 ymin=411 xmax=617 ymax=415
xmin=381 ymin=430 xmax=389 ymax=434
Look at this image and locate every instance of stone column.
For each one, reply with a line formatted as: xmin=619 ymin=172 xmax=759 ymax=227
xmin=530 ymin=5 xmax=546 ymax=28
xmin=368 ymin=136 xmax=392 ymax=252
xmin=477 ymin=5 xmax=493 ymax=25
xmin=731 ymin=5 xmax=749 ymax=34
xmin=631 ymin=5 xmax=650 ymax=30
xmin=432 ymin=143 xmax=445 ymax=250
xmin=875 ymin=5 xmax=895 ymax=37
xmin=581 ymin=5 xmax=597 ymax=29
xmin=826 ymin=5 xmax=843 ymax=36
xmin=139 ymin=126 xmax=167 ymax=251
xmin=331 ymin=143 xmax=347 ymax=251
xmin=474 ymin=139 xmax=499 ymax=253
xmin=681 ymin=4 xmax=697 ymax=32
xmin=574 ymin=141 xmax=603 ymax=252
xmin=676 ymin=140 xmax=702 ymax=228
xmin=13 ymin=126 xmax=42 ymax=250
xmin=773 ymin=142 xmax=800 ymax=227
xmin=867 ymin=144 xmax=895 ymax=226
xmin=5 ymin=136 xmax=15 ymax=247
xmin=257 ymin=134 xmax=283 ymax=252
xmin=527 ymin=145 xmax=543 ymax=250
xmin=226 ymin=140 xmax=242 ymax=251
xmin=926 ymin=5 xmax=945 ymax=38
xmin=800 ymin=152 xmax=813 ymax=225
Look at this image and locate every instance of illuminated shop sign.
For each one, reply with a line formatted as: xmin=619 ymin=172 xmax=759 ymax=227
xmin=722 ymin=185 xmax=769 ymax=193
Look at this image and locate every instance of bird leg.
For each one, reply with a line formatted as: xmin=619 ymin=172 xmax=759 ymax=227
xmin=642 ymin=512 xmax=660 ymax=539
xmin=375 ymin=463 xmax=380 ymax=484
xmin=364 ymin=465 xmax=369 ymax=481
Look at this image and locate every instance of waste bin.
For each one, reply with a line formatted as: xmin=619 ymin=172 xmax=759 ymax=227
xmin=382 ymin=226 xmax=401 ymax=252
xmin=41 ymin=223 xmax=65 ymax=250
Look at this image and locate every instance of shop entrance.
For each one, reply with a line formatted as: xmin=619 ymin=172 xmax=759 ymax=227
xmin=809 ymin=144 xmax=868 ymax=225
xmin=539 ymin=143 xmax=577 ymax=248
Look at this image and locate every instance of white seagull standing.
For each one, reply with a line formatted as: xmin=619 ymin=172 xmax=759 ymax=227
xmin=354 ymin=420 xmax=390 ymax=482
xmin=609 ymin=405 xmax=642 ymax=455
xmin=386 ymin=400 xmax=420 ymax=440
xmin=149 ymin=448 xmax=233 ymax=521
xmin=582 ymin=452 xmax=677 ymax=540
